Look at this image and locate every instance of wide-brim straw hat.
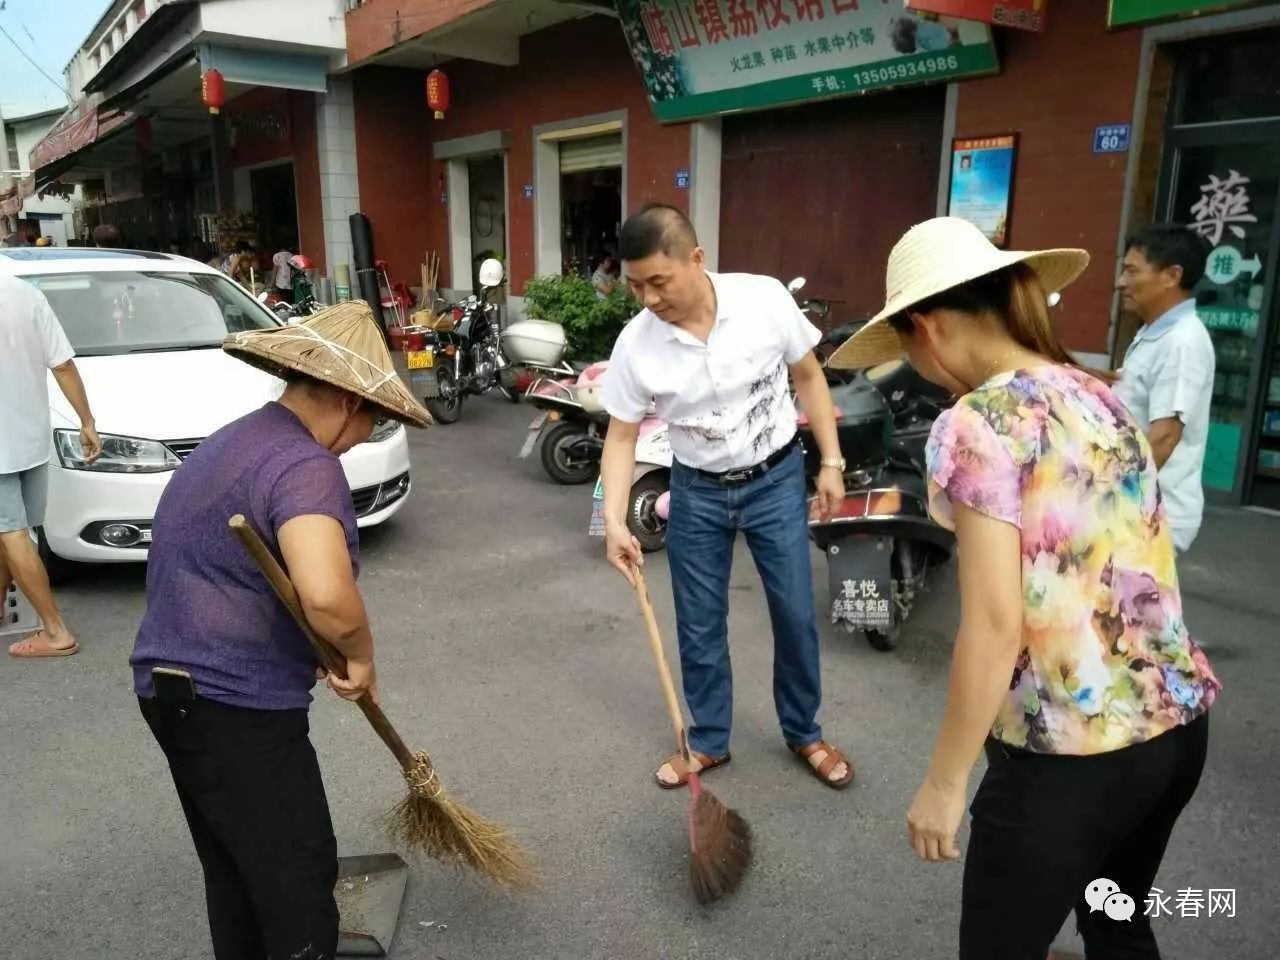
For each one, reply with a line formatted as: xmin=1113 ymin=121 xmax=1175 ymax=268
xmin=827 ymin=217 xmax=1090 ymax=370
xmin=224 ymin=300 xmax=432 ymax=428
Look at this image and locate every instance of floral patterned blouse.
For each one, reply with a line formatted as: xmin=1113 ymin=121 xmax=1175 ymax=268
xmin=925 ymin=364 xmax=1220 ymax=756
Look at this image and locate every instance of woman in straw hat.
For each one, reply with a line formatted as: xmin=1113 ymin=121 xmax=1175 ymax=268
xmin=130 ymin=301 xmax=429 ymax=960
xmin=829 ymin=218 xmax=1220 ymax=959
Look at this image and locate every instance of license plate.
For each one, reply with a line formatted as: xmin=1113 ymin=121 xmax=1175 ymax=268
xmin=826 ymin=540 xmax=893 ymax=630
xmin=407 ymin=349 xmax=434 ymax=370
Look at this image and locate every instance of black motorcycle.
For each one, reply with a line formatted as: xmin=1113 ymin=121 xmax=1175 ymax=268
xmin=799 ymin=359 xmax=955 ymax=651
xmin=408 ymin=258 xmax=511 ymax=424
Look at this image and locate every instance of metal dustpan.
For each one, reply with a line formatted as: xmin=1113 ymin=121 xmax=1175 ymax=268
xmin=335 ymin=853 xmax=410 ymax=957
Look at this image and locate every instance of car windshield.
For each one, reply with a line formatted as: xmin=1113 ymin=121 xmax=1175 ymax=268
xmin=21 ymin=270 xmax=280 ymax=355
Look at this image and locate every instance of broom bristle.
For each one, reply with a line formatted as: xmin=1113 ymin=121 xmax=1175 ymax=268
xmin=687 ymin=779 xmax=753 ymax=905
xmin=382 ymin=790 xmax=538 ymax=890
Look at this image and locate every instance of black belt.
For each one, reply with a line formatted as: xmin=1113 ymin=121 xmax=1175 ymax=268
xmin=681 ymin=434 xmax=799 ymax=487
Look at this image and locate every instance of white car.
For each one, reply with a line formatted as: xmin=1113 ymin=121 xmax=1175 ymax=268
xmin=0 ymin=248 xmax=413 ymax=577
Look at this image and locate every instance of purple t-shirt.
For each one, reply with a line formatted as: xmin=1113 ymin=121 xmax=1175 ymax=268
xmin=131 ymin=402 xmax=359 ymax=710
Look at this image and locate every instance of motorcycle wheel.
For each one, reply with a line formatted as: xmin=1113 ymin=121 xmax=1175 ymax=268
xmin=540 ymin=421 xmax=598 ymax=485
xmin=865 ymin=625 xmax=900 ymax=652
xmin=627 ymin=473 xmax=669 ymax=553
xmin=425 ymin=366 xmax=464 ymax=424
xmin=497 ymin=365 xmax=523 ymax=403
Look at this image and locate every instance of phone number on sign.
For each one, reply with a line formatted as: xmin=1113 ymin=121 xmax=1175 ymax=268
xmin=853 ymin=55 xmax=961 ymax=88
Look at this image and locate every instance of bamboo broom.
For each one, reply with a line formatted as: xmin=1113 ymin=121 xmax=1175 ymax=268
xmin=228 ymin=514 xmax=536 ymax=888
xmin=633 ymin=568 xmax=752 ymax=904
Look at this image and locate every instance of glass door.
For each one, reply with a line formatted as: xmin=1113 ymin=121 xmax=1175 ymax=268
xmin=1159 ymin=28 xmax=1280 ymax=508
xmin=1163 ymin=141 xmax=1280 ymax=497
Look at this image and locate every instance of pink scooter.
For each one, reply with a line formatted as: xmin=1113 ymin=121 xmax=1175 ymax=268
xmin=578 ymin=368 xmax=672 ymax=553
xmin=520 ymin=361 xmax=612 ymax=485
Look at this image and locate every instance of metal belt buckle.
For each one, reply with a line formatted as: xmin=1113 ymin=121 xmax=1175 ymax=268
xmin=722 ymin=467 xmax=752 ymax=484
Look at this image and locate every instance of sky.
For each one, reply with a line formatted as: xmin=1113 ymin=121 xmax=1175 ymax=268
xmin=0 ymin=0 xmax=111 ymax=119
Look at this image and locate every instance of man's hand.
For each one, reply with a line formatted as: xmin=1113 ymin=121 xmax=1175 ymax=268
xmin=79 ymin=422 xmax=102 ymax=465
xmin=815 ymin=465 xmax=844 ymax=521
xmin=606 ymin=521 xmax=643 ymax=586
xmin=906 ymin=774 xmax=965 ymax=862
xmin=327 ymin=657 xmax=378 ymax=703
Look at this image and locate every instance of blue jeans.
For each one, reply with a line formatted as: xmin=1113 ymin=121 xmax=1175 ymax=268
xmin=667 ymin=445 xmax=823 ymax=758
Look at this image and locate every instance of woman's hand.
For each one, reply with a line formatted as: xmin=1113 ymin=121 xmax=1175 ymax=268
xmin=906 ymin=774 xmax=966 ymax=862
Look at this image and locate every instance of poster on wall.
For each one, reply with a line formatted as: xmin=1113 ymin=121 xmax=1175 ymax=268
xmin=947 ymin=135 xmax=1017 ymax=247
xmin=1107 ymin=0 xmax=1263 ymax=28
xmin=616 ymin=0 xmax=998 ymax=123
xmin=906 ymin=0 xmax=1045 ymax=32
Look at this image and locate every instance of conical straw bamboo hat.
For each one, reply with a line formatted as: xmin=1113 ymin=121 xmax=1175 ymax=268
xmin=223 ymin=300 xmax=432 ymax=428
xmin=827 ymin=217 xmax=1090 ymax=371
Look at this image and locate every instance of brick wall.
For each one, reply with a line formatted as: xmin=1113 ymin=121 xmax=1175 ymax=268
xmin=954 ymin=0 xmax=1144 ymax=354
xmin=345 ymin=0 xmax=499 ymax=67
xmin=352 ymin=15 xmax=690 ymax=295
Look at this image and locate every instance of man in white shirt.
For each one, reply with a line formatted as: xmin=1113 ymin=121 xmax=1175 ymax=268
xmin=601 ymin=204 xmax=853 ymax=790
xmin=1115 ymin=224 xmax=1216 ymax=553
xmin=0 ymin=274 xmax=101 ymax=658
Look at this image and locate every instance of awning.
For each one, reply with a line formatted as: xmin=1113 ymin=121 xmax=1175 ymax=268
xmin=29 ymin=95 xmax=136 ymax=184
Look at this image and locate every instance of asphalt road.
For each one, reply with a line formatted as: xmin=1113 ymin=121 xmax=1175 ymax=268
xmin=2 ymin=392 xmax=1276 ymax=959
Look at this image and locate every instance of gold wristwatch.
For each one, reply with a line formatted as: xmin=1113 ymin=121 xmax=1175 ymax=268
xmin=820 ymin=457 xmax=846 ymax=472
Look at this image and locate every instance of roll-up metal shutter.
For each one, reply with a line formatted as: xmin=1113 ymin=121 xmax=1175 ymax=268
xmin=559 ymin=134 xmax=623 ymax=174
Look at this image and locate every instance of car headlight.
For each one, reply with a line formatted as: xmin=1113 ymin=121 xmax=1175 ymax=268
xmin=54 ymin=430 xmax=181 ymax=473
xmin=366 ymin=418 xmax=402 ymax=444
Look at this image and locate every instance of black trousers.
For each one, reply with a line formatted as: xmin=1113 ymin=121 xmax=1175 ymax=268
xmin=960 ymin=714 xmax=1209 ymax=960
xmin=139 ymin=695 xmax=339 ymax=960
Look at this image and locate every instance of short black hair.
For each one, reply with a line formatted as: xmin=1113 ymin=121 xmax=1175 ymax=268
xmin=1125 ymin=224 xmax=1210 ymax=291
xmin=618 ymin=203 xmax=698 ymax=262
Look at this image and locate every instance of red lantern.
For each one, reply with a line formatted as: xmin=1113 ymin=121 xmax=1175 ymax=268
xmin=201 ymin=69 xmax=225 ymax=115
xmin=426 ymin=69 xmax=450 ymax=121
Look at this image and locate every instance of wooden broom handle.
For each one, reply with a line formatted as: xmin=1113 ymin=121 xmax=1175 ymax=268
xmin=633 ymin=569 xmax=692 ymax=762
xmin=228 ymin=515 xmax=416 ymax=770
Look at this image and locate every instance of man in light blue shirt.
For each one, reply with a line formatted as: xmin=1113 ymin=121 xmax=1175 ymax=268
xmin=1115 ymin=225 xmax=1215 ymax=552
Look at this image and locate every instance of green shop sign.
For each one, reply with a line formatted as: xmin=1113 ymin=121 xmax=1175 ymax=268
xmin=1108 ymin=0 xmax=1266 ymax=28
xmin=617 ymin=0 xmax=998 ymax=123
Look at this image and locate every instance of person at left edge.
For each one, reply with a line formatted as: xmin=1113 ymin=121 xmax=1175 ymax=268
xmin=130 ymin=301 xmax=432 ymax=960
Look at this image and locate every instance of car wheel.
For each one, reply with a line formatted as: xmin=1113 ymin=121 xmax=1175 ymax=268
xmin=35 ymin=527 xmax=76 ymax=586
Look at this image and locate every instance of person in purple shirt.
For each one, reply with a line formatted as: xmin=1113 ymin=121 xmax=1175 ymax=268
xmin=131 ymin=303 xmax=430 ymax=960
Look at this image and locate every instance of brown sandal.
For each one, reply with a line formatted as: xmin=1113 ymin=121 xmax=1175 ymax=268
xmin=654 ymin=750 xmax=730 ymax=790
xmin=790 ymin=740 xmax=854 ymax=790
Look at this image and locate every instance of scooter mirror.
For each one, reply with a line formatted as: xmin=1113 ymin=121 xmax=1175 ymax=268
xmin=787 ymin=276 xmax=807 ymax=294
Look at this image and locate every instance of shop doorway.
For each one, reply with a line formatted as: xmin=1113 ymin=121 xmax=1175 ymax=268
xmin=468 ymin=155 xmax=507 ymax=293
xmin=250 ymin=161 xmax=299 ymax=257
xmin=1154 ymin=28 xmax=1280 ymax=509
xmin=560 ymin=134 xmax=622 ymax=279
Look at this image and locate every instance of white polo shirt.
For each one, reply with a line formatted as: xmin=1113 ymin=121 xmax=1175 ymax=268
xmin=601 ymin=271 xmax=821 ymax=472
xmin=0 ymin=274 xmax=75 ymax=475
xmin=1114 ymin=298 xmax=1215 ymax=551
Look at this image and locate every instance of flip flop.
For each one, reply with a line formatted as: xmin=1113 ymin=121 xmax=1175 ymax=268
xmin=8 ymin=632 xmax=79 ymax=659
xmin=790 ymin=739 xmax=855 ymax=790
xmin=654 ymin=750 xmax=730 ymax=790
